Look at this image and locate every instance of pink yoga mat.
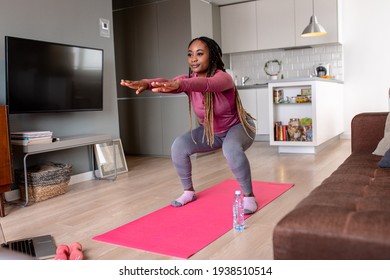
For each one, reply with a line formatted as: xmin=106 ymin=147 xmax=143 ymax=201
xmin=93 ymin=179 xmax=294 ymax=259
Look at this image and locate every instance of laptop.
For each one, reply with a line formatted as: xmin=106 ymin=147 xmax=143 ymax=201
xmin=0 ymin=222 xmax=56 ymax=260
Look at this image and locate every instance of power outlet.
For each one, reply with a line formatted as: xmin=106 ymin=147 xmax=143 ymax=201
xmin=99 ymin=18 xmax=110 ymax=38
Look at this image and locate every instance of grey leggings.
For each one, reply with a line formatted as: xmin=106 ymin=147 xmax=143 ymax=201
xmin=171 ymin=119 xmax=255 ymax=195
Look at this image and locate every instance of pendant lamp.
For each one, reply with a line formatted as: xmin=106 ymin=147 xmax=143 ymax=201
xmin=301 ymin=0 xmax=327 ymax=37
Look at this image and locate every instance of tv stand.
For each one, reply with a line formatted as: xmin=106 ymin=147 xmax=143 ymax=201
xmin=13 ymin=134 xmax=117 ymax=206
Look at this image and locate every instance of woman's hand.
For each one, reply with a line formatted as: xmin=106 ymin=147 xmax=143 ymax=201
xmin=150 ymin=80 xmax=180 ymax=93
xmin=120 ymin=79 xmax=148 ymax=94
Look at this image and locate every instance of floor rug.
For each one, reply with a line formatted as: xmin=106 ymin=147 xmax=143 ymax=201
xmin=92 ymin=179 xmax=294 ymax=259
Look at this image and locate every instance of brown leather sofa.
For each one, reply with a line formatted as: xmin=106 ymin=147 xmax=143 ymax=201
xmin=273 ymin=112 xmax=390 ymax=259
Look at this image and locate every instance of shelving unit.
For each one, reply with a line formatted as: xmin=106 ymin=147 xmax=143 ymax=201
xmin=269 ymin=80 xmax=344 ymax=153
xmin=13 ymin=134 xmax=116 ymax=206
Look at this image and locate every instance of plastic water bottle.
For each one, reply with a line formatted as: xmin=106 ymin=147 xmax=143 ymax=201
xmin=232 ymin=190 xmax=245 ymax=231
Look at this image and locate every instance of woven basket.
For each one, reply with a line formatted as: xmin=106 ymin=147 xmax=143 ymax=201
xmin=17 ymin=162 xmax=72 ymax=202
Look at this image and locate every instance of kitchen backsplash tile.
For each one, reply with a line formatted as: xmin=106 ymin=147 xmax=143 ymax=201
xmin=229 ymin=44 xmax=343 ymax=84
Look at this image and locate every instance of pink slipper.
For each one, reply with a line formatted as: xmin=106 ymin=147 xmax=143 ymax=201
xmin=244 ymin=197 xmax=258 ymax=214
xmin=171 ymin=191 xmax=197 ymax=207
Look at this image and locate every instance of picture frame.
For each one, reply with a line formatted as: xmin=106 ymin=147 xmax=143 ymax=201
xmin=94 ymin=138 xmax=128 ymax=178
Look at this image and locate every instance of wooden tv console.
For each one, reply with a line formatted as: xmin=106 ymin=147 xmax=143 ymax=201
xmin=0 ymin=106 xmax=13 ymax=217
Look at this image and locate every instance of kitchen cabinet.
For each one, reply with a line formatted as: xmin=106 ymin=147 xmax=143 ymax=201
xmin=114 ymin=0 xmax=195 ymax=99
xmin=118 ymin=97 xmax=163 ymax=156
xmin=268 ymin=80 xmax=343 ymax=153
xmin=257 ymin=0 xmax=295 ymax=50
xmin=220 ymin=1 xmax=257 ymax=54
xmin=256 ymin=88 xmax=270 ymax=136
xmin=295 ymin=0 xmax=341 ymax=46
xmin=114 ymin=0 xmax=218 ymax=156
xmin=238 ymin=88 xmax=269 ymax=139
xmin=220 ymin=0 xmax=341 ymax=53
xmin=114 ymin=3 xmax=160 ymax=99
xmin=239 ymin=88 xmax=258 ymax=133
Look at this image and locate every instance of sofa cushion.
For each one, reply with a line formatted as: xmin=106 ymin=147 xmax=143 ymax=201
xmin=356 ymin=196 xmax=390 ymax=211
xmin=364 ymin=184 xmax=390 ymax=196
xmin=342 ymin=153 xmax=382 ymax=165
xmin=369 ymin=176 xmax=390 ymax=187
xmin=374 ymin=167 xmax=390 ymax=177
xmin=321 ymin=173 xmax=372 ymax=185
xmin=332 ymin=165 xmax=376 ymax=177
xmin=296 ymin=191 xmax=360 ymax=210
xmin=311 ymin=182 xmax=367 ymax=196
xmin=373 ymin=113 xmax=390 ymax=156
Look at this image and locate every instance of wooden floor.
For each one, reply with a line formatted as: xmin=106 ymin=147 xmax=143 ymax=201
xmin=1 ymin=139 xmax=351 ymax=260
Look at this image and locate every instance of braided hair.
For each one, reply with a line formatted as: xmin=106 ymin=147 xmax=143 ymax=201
xmin=187 ymin=36 xmax=256 ymax=146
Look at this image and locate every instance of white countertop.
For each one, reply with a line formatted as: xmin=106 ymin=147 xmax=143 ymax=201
xmin=268 ymin=77 xmax=344 ymax=84
xmin=237 ymin=77 xmax=343 ymax=90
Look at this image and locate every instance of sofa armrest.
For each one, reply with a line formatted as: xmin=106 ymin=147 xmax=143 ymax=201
xmin=351 ymin=112 xmax=388 ymax=154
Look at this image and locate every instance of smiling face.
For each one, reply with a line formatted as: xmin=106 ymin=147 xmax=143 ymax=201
xmin=187 ymin=39 xmax=210 ymax=77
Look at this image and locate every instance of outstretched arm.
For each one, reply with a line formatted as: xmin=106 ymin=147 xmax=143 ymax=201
xmin=177 ymin=71 xmax=234 ymax=93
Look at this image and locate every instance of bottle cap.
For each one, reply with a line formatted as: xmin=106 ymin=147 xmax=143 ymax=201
xmin=235 ymin=190 xmax=241 ymax=195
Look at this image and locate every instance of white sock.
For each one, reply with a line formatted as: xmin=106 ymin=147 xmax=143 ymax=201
xmin=171 ymin=191 xmax=196 ymax=207
xmin=244 ymin=196 xmax=258 ymax=214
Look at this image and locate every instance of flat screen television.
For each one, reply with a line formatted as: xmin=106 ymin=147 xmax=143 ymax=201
xmin=5 ymin=36 xmax=104 ymax=114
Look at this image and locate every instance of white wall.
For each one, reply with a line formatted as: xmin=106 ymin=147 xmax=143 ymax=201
xmin=342 ymin=0 xmax=390 ymax=137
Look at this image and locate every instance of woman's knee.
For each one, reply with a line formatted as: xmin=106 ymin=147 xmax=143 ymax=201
xmin=222 ymin=141 xmax=243 ymax=160
xmin=171 ymin=134 xmax=195 ymax=157
xmin=172 ymin=135 xmax=185 ymax=154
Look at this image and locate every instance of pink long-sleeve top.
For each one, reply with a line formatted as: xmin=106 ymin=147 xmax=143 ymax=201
xmin=145 ymin=70 xmax=240 ymax=135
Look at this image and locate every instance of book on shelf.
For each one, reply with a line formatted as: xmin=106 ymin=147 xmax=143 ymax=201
xmin=274 ymin=122 xmax=289 ymax=141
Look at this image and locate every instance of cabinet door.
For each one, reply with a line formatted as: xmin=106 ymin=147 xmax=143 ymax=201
xmin=158 ymin=0 xmax=191 ymax=78
xmin=190 ymin=0 xmax=214 ymax=39
xmin=257 ymin=0 xmax=295 ymax=50
xmin=256 ymin=88 xmax=270 ymax=135
xmin=238 ymin=89 xmax=258 ymax=130
xmin=295 ymin=0 xmax=340 ymax=46
xmin=118 ymin=97 xmax=163 ymax=156
xmin=220 ymin=1 xmax=257 ymax=53
xmin=114 ymin=4 xmax=160 ymax=99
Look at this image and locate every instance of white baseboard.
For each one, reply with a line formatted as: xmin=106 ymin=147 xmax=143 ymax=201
xmin=4 ymin=170 xmax=96 ymax=202
xmin=68 ymin=171 xmax=95 ymax=185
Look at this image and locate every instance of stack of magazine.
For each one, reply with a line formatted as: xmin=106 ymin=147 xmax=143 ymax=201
xmin=10 ymin=131 xmax=53 ymax=146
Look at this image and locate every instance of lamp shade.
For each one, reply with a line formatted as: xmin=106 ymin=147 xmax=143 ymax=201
xmin=301 ymin=15 xmax=327 ymax=37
